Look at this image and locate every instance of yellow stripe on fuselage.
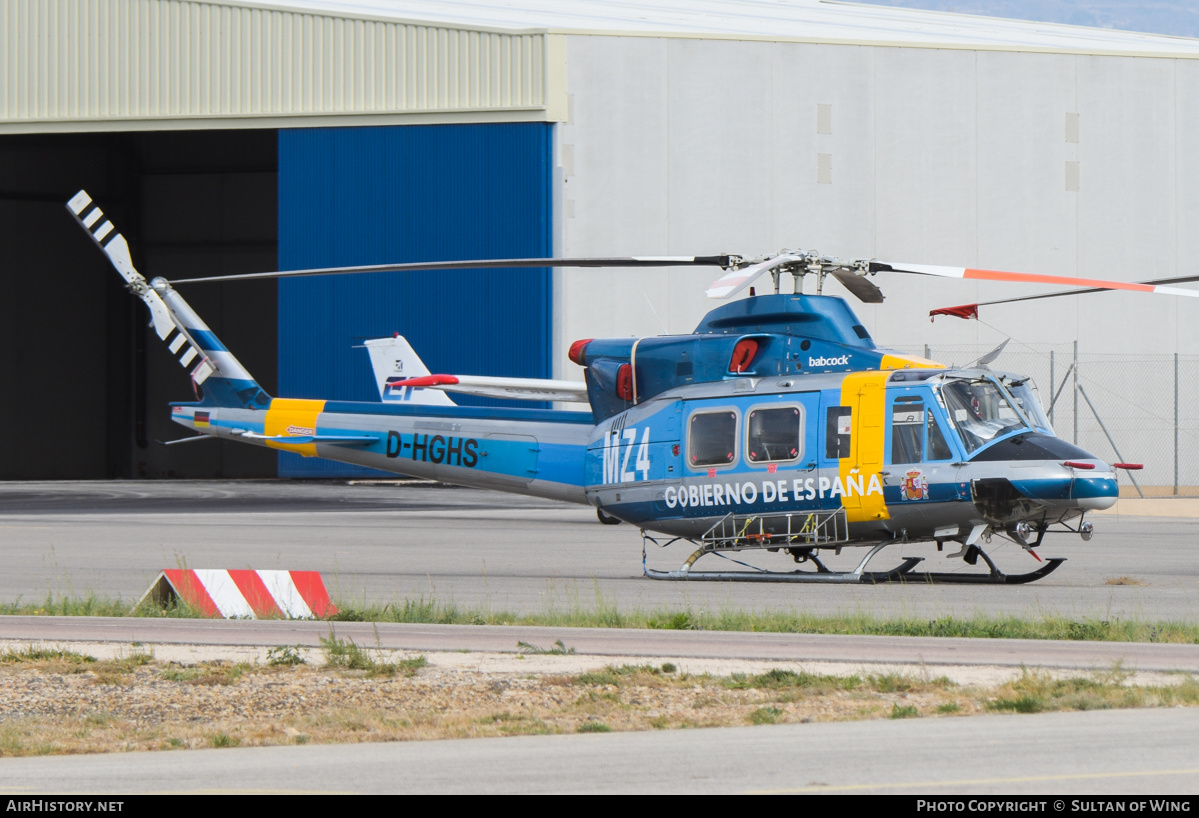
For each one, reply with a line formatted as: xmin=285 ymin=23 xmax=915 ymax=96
xmin=879 ymin=353 xmax=946 ymax=370
xmin=263 ymin=398 xmax=326 ymax=457
xmin=839 ymin=372 xmax=890 ymax=523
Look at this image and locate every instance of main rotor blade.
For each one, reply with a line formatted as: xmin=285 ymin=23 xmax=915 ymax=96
xmin=706 ymin=254 xmax=802 ymax=299
xmin=925 ymin=271 xmax=1199 ymax=319
xmin=171 ymin=255 xmax=733 ymax=285
xmin=829 ymin=268 xmax=885 ymax=303
xmin=953 ymin=273 xmax=1199 ymax=310
xmin=872 ymin=260 xmax=1199 ymax=300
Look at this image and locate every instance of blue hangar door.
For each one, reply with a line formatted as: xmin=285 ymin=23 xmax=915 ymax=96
xmin=277 ymin=123 xmax=554 ymax=477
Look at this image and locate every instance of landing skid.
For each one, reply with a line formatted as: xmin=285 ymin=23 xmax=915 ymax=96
xmin=901 ymin=558 xmax=1066 ymax=584
xmin=641 ymin=536 xmax=1065 ymax=585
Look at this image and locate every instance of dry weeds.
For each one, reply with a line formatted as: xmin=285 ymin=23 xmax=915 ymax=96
xmin=0 ymin=648 xmax=1195 ymax=757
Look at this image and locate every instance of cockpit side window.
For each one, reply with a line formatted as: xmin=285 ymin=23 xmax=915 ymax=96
xmin=927 ymin=410 xmax=953 ymax=460
xmin=688 ymin=411 xmax=738 ymax=468
xmin=891 ymin=395 xmax=958 ymax=463
xmin=890 ymin=397 xmax=924 ymax=464
xmin=1003 ymin=378 xmax=1053 ymax=434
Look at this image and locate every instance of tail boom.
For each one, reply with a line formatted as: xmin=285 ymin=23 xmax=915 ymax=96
xmin=173 ymin=399 xmax=592 ymax=503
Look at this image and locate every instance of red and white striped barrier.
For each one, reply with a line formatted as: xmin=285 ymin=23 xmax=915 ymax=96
xmin=141 ymin=569 xmax=338 ymax=619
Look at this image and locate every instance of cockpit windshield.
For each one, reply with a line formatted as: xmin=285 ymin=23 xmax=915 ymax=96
xmin=999 ymin=376 xmax=1054 ymax=435
xmin=937 ymin=377 xmax=1033 ymax=454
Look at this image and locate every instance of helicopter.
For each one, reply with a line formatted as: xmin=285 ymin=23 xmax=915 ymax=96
xmin=68 ymin=188 xmax=1160 ymax=585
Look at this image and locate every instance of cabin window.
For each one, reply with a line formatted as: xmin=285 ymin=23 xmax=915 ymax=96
xmin=825 ymin=406 xmax=851 ymax=459
xmin=688 ymin=411 xmax=738 ymax=468
xmin=746 ymin=406 xmax=802 ymax=463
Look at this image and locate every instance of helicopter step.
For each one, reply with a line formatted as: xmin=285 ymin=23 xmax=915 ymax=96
xmin=701 ymin=509 xmax=851 ymax=550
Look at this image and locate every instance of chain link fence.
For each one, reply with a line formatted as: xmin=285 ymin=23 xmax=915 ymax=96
xmin=888 ymin=341 xmax=1199 ymax=496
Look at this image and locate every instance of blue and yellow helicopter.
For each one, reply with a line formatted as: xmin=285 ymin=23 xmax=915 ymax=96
xmin=69 ymin=189 xmax=1167 ymax=584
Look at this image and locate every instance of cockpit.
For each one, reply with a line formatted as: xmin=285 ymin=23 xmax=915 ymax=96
xmin=935 ymin=374 xmax=1036 ymax=455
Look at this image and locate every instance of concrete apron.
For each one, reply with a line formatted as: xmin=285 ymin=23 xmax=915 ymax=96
xmin=1093 ymin=498 xmax=1199 ymax=518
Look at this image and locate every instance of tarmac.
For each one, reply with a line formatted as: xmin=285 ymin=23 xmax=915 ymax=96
xmin=1095 ymin=497 xmax=1199 ymax=517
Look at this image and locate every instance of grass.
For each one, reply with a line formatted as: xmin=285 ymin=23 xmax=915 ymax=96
xmin=724 ymin=668 xmax=857 ymax=692
xmin=985 ymin=668 xmax=1199 ymax=714
xmin=749 ymin=706 xmax=782 ymax=725
xmin=517 ymin=639 xmax=575 ymax=655
xmin=545 ymin=662 xmax=1199 ymax=735
xmin=290 ymin=603 xmax=1199 ymax=645
xmin=4 ymin=592 xmax=1199 ymax=645
xmin=266 ymin=645 xmax=307 ymax=666
xmin=0 ymin=646 xmax=97 ymax=667
xmin=161 ymin=661 xmax=252 ymax=686
xmin=573 ymin=664 xmax=669 ymax=686
xmin=0 ymin=646 xmax=1197 ymax=757
xmin=478 ymin=712 xmax=552 ymax=736
xmin=0 ymin=593 xmax=207 ymax=619
xmin=320 ymin=631 xmax=426 ymax=678
xmin=577 ymin=721 xmax=612 ymax=733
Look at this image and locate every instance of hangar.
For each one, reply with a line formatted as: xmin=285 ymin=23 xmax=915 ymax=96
xmin=5 ymin=0 xmax=1199 ymax=480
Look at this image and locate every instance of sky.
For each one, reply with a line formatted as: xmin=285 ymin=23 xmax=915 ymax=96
xmin=862 ymin=1 xmax=1199 ymax=39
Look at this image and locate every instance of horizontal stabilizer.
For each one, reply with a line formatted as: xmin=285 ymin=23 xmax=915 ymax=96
xmin=237 ymin=432 xmax=381 ymax=447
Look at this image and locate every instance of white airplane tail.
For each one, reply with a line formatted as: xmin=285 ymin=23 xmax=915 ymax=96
xmin=363 ymin=336 xmax=456 ymax=405
xmin=67 ymin=190 xmax=270 ymax=409
xmin=363 ymin=336 xmax=591 ymax=404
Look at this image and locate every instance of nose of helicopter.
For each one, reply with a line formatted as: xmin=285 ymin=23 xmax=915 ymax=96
xmin=1008 ymin=460 xmax=1119 ymax=510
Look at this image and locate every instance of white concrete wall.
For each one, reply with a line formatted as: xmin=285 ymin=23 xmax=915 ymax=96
xmin=555 ymin=36 xmax=1199 ymax=382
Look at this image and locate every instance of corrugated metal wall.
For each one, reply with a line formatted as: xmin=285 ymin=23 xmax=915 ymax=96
xmin=277 ymin=122 xmax=553 ymax=477
xmin=1 ymin=0 xmax=551 ymax=129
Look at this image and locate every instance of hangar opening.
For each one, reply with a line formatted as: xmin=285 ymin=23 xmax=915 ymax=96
xmin=0 ymin=129 xmax=278 ymax=479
